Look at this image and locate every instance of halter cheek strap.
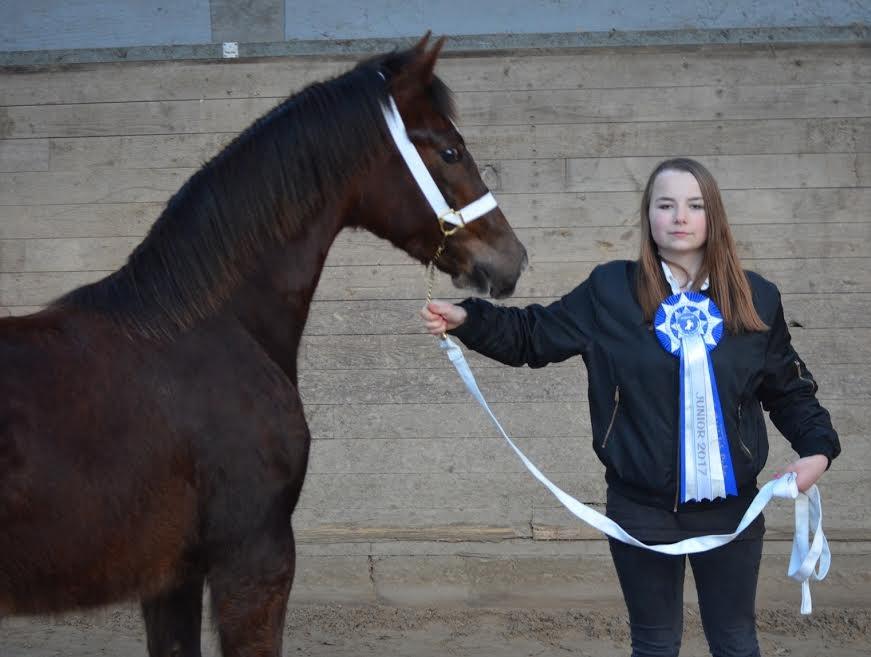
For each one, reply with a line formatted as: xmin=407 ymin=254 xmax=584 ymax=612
xmin=380 ymin=94 xmax=498 ymax=233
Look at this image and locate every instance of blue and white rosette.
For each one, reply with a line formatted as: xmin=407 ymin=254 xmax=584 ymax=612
xmin=655 ymin=292 xmax=737 ymax=503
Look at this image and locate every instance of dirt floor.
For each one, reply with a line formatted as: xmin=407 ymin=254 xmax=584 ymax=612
xmin=2 ymin=602 xmax=869 ymax=657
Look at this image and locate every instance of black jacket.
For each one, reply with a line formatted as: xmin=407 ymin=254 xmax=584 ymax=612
xmin=451 ymin=260 xmax=841 ymax=510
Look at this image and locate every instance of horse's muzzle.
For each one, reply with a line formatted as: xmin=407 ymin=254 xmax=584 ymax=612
xmin=453 ymin=246 xmax=527 ymax=300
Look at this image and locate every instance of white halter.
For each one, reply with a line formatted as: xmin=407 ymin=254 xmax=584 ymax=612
xmin=380 ymin=94 xmax=498 ymax=234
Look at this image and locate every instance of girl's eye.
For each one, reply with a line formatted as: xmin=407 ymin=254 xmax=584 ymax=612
xmin=440 ymin=147 xmax=461 ymax=163
xmin=691 ymin=204 xmax=705 ymax=210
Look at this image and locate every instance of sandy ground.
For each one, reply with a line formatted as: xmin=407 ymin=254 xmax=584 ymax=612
xmin=2 ymin=603 xmax=869 ymax=657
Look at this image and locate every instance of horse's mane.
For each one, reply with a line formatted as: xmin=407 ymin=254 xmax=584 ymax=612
xmin=54 ymin=48 xmax=455 ymax=339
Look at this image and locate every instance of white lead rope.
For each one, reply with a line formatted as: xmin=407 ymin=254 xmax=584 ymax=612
xmin=439 ymin=335 xmax=830 ymax=614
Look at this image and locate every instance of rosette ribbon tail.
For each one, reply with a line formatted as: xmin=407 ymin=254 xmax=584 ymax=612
xmin=679 ymin=332 xmax=737 ymax=502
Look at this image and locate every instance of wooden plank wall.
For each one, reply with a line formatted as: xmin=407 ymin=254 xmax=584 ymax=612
xmin=1 ymin=43 xmax=869 ymax=604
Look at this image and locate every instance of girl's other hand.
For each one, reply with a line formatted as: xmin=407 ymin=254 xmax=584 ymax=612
xmin=773 ymin=454 xmax=829 ymax=493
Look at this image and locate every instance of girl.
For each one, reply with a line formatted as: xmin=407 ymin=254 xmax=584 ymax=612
xmin=421 ymin=158 xmax=840 ymax=657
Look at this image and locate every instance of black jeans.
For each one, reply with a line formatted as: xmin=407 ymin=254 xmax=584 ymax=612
xmin=609 ymin=537 xmax=763 ymax=657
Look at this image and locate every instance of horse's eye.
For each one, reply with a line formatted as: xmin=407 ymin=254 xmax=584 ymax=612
xmin=440 ymin=147 xmax=461 ymax=163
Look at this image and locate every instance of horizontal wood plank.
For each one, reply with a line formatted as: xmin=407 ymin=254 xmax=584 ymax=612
xmin=301 ymin=294 xmax=871 ymax=335
xmin=3 ymin=257 xmax=869 ymax=306
xmin=456 ymin=83 xmax=871 ymax=126
xmin=2 ymin=154 xmax=868 ymax=206
xmin=330 ymin=222 xmax=871 ymax=265
xmin=563 ymin=154 xmax=871 ymax=192
xmin=0 ymin=59 xmax=353 ymax=107
xmin=481 ymin=155 xmax=871 ymax=193
xmin=306 ymin=435 xmax=868 ymax=475
xmin=293 ymin=506 xmax=533 ymax=535
xmin=1 ymin=98 xmax=278 ymax=139
xmin=307 ymin=435 xmax=597 ymax=475
xmin=5 ymin=83 xmax=870 ymax=138
xmin=296 ymin=364 xmax=868 ymax=405
xmin=0 ymin=168 xmax=193 ymax=205
xmin=464 ymin=118 xmax=871 ymax=159
xmin=30 ymin=117 xmax=871 ymax=174
xmin=304 ymin=400 xmax=867 ymax=440
xmin=4 ymin=223 xmax=867 ymax=272
xmin=2 ymin=188 xmax=866 ymax=241
xmin=297 ymin=329 xmax=871 ymax=370
xmin=296 ymin=471 xmax=607 ymax=510
xmin=0 ymin=139 xmax=48 ymax=172
xmin=3 ymin=44 xmax=868 ymax=105
xmin=49 ymin=133 xmax=234 ymax=170
xmin=0 ymin=236 xmax=139 ymax=272
xmin=0 ymin=203 xmax=162 ymax=239
xmin=495 ymin=188 xmax=871 ymax=227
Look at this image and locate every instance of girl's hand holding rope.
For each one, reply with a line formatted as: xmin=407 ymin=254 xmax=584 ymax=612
xmin=420 ymin=301 xmax=467 ymax=336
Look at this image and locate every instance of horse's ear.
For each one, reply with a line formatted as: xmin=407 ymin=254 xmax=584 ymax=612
xmin=413 ymin=31 xmax=432 ymax=53
xmin=391 ymin=33 xmax=444 ymax=100
xmin=413 ymin=35 xmax=445 ymax=85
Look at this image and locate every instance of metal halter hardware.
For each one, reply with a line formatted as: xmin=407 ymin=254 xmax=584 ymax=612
xmin=437 ymin=209 xmax=465 ymax=236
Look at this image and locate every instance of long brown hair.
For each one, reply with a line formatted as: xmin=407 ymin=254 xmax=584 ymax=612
xmin=636 ymin=158 xmax=767 ymax=333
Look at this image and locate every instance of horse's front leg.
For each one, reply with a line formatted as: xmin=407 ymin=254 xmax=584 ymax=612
xmin=141 ymin=574 xmax=206 ymax=657
xmin=208 ymin=527 xmax=296 ymax=657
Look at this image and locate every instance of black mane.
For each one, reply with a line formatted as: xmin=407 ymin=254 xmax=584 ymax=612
xmin=55 ymin=48 xmax=455 ymax=339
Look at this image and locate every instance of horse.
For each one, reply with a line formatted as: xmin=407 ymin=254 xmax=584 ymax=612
xmin=0 ymin=35 xmax=527 ymax=656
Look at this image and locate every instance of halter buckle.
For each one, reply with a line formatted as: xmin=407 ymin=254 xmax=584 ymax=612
xmin=438 ymin=209 xmax=465 ymax=236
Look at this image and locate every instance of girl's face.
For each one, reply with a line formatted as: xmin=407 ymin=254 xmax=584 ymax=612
xmin=648 ymin=170 xmax=707 ymax=260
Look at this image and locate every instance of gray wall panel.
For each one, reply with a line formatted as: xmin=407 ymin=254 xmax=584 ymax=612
xmin=0 ymin=0 xmax=210 ymax=51
xmin=212 ymin=0 xmax=284 ymax=43
xmin=1 ymin=0 xmax=869 ymax=54
xmin=284 ymin=0 xmax=870 ymax=40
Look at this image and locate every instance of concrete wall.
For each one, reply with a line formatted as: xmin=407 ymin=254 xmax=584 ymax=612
xmin=1 ymin=0 xmax=211 ymax=51
xmin=282 ymin=1 xmax=870 ymax=40
xmin=2 ymin=0 xmax=869 ymax=52
xmin=1 ymin=40 xmax=869 ymax=608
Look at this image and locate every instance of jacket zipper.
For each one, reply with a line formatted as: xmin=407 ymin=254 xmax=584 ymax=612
xmin=737 ymin=403 xmax=753 ymax=460
xmin=673 ymin=435 xmax=681 ymax=512
xmin=795 ymin=360 xmax=818 ymax=393
xmin=600 ymin=386 xmax=620 ymax=449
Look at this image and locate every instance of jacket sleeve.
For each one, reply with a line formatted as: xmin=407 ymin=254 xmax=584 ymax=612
xmin=448 ymin=278 xmax=595 ymax=368
xmin=756 ymin=293 xmax=841 ymax=465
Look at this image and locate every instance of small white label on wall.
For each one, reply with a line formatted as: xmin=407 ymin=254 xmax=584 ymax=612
xmin=222 ymin=42 xmax=239 ymax=58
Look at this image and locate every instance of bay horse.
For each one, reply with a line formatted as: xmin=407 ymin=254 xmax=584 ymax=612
xmin=0 ymin=36 xmax=526 ymax=656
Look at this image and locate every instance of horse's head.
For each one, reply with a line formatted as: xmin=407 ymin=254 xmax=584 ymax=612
xmin=354 ymin=35 xmax=527 ymax=299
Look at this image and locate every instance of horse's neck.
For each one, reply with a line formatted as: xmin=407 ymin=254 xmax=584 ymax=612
xmin=228 ymin=209 xmax=346 ymax=381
